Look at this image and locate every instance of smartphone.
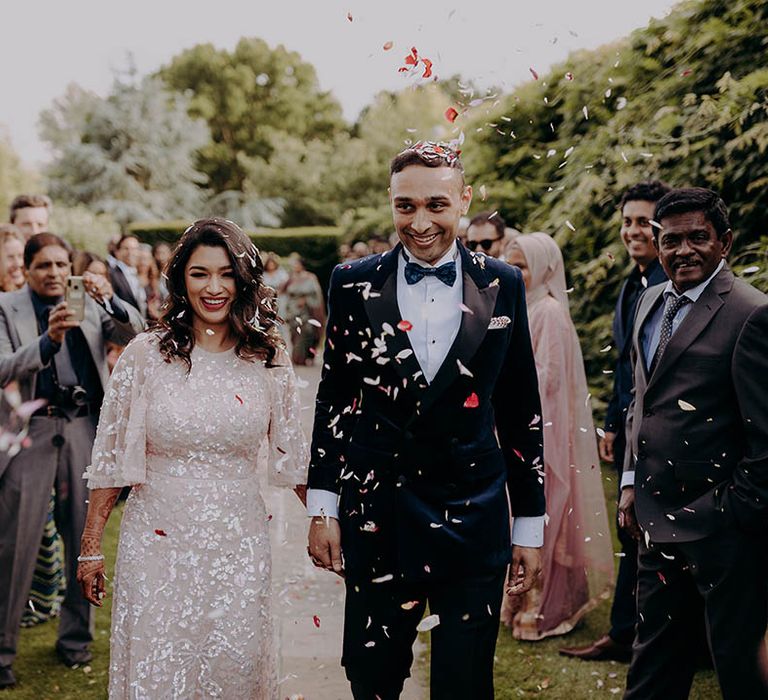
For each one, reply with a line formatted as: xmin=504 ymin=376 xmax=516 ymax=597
xmin=65 ymin=276 xmax=86 ymax=322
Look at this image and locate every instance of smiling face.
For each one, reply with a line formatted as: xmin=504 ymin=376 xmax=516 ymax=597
xmin=3 ymin=237 xmax=25 ymax=289
xmin=620 ymin=199 xmax=657 ymax=270
xmin=390 ymin=165 xmax=472 ymax=265
xmin=655 ymin=210 xmax=732 ymax=292
xmin=25 ymin=245 xmax=71 ymax=301
xmin=184 ymin=245 xmax=236 ymax=332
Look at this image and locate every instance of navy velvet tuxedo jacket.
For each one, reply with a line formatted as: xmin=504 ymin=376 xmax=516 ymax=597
xmin=308 ymin=243 xmax=545 ymax=582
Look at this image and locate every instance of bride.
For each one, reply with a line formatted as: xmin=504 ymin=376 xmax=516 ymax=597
xmin=76 ymin=219 xmax=308 ymax=699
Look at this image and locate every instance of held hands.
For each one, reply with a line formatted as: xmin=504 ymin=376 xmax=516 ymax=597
xmin=598 ymin=430 xmax=616 ymax=463
xmin=47 ymin=302 xmax=80 ymax=344
xmin=307 ymin=516 xmax=344 ymax=577
xmin=506 ymin=545 xmax=542 ymax=596
xmin=82 ymin=271 xmax=114 ymax=305
xmin=618 ymin=486 xmax=641 ymax=541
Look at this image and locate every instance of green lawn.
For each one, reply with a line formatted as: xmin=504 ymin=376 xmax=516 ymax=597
xmin=7 ymin=504 xmax=123 ymax=700
xmin=490 ymin=470 xmax=720 ymax=698
xmin=8 ymin=475 xmax=722 ymax=699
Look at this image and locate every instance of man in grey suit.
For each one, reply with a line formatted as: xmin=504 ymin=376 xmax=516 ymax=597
xmin=0 ymin=233 xmax=144 ymax=689
xmin=618 ymin=188 xmax=768 ymax=699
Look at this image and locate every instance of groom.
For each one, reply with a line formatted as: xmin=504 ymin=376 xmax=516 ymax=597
xmin=307 ymin=141 xmax=545 ymax=699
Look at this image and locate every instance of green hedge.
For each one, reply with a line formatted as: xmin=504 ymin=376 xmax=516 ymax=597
xmin=127 ymin=220 xmax=343 ymax=292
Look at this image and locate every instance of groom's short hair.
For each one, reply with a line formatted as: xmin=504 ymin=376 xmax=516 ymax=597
xmin=390 ymin=141 xmax=465 ymax=184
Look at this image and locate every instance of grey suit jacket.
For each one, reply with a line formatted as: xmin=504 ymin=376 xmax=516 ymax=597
xmin=624 ymin=266 xmax=768 ymax=542
xmin=0 ymin=287 xmax=144 ymax=477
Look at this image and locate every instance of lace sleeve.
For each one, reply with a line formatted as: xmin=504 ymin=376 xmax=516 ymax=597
xmin=85 ymin=333 xmax=155 ymax=489
xmin=267 ymin=351 xmax=309 ymax=487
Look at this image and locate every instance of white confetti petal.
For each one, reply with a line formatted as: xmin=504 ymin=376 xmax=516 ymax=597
xmin=416 ymin=614 xmax=440 ymax=632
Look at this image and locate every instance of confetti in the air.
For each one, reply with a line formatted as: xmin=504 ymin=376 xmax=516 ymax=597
xmin=529 ymin=67 xmax=539 ymax=80
xmin=346 ymin=11 xmax=353 ymax=21
xmin=154 ymin=529 xmax=167 ymax=537
xmin=444 ymin=107 xmax=459 ymax=123
xmin=397 ymin=320 xmax=413 ymax=332
xmin=416 ymin=614 xmax=440 ymax=632
xmin=313 ymin=615 xmax=321 ymax=628
xmin=383 ymin=41 xmax=394 ymax=51
xmin=678 ymin=399 xmax=697 ymax=411
xmin=463 ymin=392 xmax=479 ymax=409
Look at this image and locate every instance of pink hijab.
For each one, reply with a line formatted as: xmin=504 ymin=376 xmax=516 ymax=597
xmin=501 ymin=232 xmax=614 ymax=639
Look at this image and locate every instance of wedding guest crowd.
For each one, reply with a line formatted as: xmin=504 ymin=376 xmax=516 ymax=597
xmin=0 ymin=229 xmax=144 ymax=689
xmin=1 ymin=162 xmax=766 ymax=700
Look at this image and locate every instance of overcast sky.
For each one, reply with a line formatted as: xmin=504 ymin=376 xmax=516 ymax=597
xmin=1 ymin=0 xmax=675 ymax=167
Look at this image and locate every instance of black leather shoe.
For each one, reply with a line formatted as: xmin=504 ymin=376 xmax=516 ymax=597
xmin=56 ymin=646 xmax=93 ymax=668
xmin=0 ymin=666 xmax=16 ymax=690
xmin=559 ymin=634 xmax=633 ymax=662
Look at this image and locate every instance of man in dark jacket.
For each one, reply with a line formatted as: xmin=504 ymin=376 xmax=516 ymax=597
xmin=561 ymin=181 xmax=669 ymax=662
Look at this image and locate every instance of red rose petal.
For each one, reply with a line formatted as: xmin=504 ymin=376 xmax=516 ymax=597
xmin=313 ymin=615 xmax=321 ymax=628
xmin=383 ymin=41 xmax=393 ymax=51
xmin=463 ymin=392 xmax=479 ymax=409
xmin=397 ymin=320 xmax=413 ymax=332
xmin=444 ymin=107 xmax=459 ymax=123
xmin=346 ymin=11 xmax=353 ymax=21
xmin=421 ymin=58 xmax=433 ymax=79
xmin=154 ymin=529 xmax=167 ymax=537
xmin=680 ymin=68 xmax=693 ymax=77
xmin=529 ymin=67 xmax=539 ymax=80
xmin=235 ymin=394 xmax=244 ymax=405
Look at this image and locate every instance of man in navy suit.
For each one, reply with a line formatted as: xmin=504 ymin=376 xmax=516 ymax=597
xmin=561 ymin=181 xmax=669 ymax=662
xmin=306 ymin=142 xmax=545 ymax=699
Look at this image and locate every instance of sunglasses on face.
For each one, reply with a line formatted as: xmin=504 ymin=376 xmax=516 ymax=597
xmin=467 ymin=237 xmax=502 ymax=252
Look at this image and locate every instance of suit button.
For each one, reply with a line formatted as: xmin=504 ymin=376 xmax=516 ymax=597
xmin=643 ymin=408 xmax=654 ymax=417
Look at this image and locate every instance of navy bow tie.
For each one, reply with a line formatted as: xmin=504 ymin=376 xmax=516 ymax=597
xmin=404 ymin=260 xmax=457 ymax=287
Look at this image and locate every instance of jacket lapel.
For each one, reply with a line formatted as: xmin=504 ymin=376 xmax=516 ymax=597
xmin=419 ymin=245 xmax=498 ymax=414
xmin=11 ymin=288 xmax=40 ymax=347
xmin=633 ymin=284 xmax=665 ymax=384
xmin=647 ymin=268 xmax=732 ymax=391
xmin=363 ymin=246 xmax=428 ymax=393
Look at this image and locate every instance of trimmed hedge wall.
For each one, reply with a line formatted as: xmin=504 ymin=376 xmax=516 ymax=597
xmin=128 ymin=220 xmax=343 ymax=293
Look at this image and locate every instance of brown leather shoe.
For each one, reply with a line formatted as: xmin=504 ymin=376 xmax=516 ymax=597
xmin=559 ymin=634 xmax=632 ymax=662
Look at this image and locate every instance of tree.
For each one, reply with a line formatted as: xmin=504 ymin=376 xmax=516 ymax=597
xmin=158 ymin=38 xmax=346 ymax=193
xmin=241 ymin=83 xmax=457 ymax=228
xmin=462 ymin=0 xmax=768 ymax=408
xmin=0 ymin=130 xmax=40 ymax=221
xmin=40 ymin=74 xmax=210 ymax=228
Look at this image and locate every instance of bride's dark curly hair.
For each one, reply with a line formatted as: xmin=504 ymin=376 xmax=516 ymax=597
xmin=156 ymin=218 xmax=283 ymax=369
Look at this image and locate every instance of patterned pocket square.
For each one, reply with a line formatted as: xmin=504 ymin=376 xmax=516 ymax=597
xmin=488 ymin=315 xmax=511 ymax=330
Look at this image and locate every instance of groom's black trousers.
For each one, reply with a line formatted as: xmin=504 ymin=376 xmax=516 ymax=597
xmin=343 ymin=568 xmax=506 ymax=700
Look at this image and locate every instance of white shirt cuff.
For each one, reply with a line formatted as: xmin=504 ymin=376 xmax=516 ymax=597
xmin=511 ymin=516 xmax=545 ymax=547
xmin=620 ymin=470 xmax=635 ymax=489
xmin=306 ymin=488 xmax=339 ymax=519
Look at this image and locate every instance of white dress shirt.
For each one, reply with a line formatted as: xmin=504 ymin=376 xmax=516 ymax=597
xmin=621 ymin=259 xmax=725 ymax=489
xmin=308 ymin=242 xmax=545 ymax=547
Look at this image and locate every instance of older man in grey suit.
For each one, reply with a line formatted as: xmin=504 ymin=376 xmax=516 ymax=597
xmin=0 ymin=233 xmax=144 ymax=689
xmin=618 ymin=189 xmax=768 ymax=699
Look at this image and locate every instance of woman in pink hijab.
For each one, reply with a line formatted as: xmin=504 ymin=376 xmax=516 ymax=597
xmin=502 ymin=232 xmax=614 ymax=640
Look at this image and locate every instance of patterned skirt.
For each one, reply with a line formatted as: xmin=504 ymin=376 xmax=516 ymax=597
xmin=20 ymin=490 xmax=65 ymax=627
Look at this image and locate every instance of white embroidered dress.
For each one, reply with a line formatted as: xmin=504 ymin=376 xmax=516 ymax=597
xmin=86 ymin=333 xmax=308 ymax=700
